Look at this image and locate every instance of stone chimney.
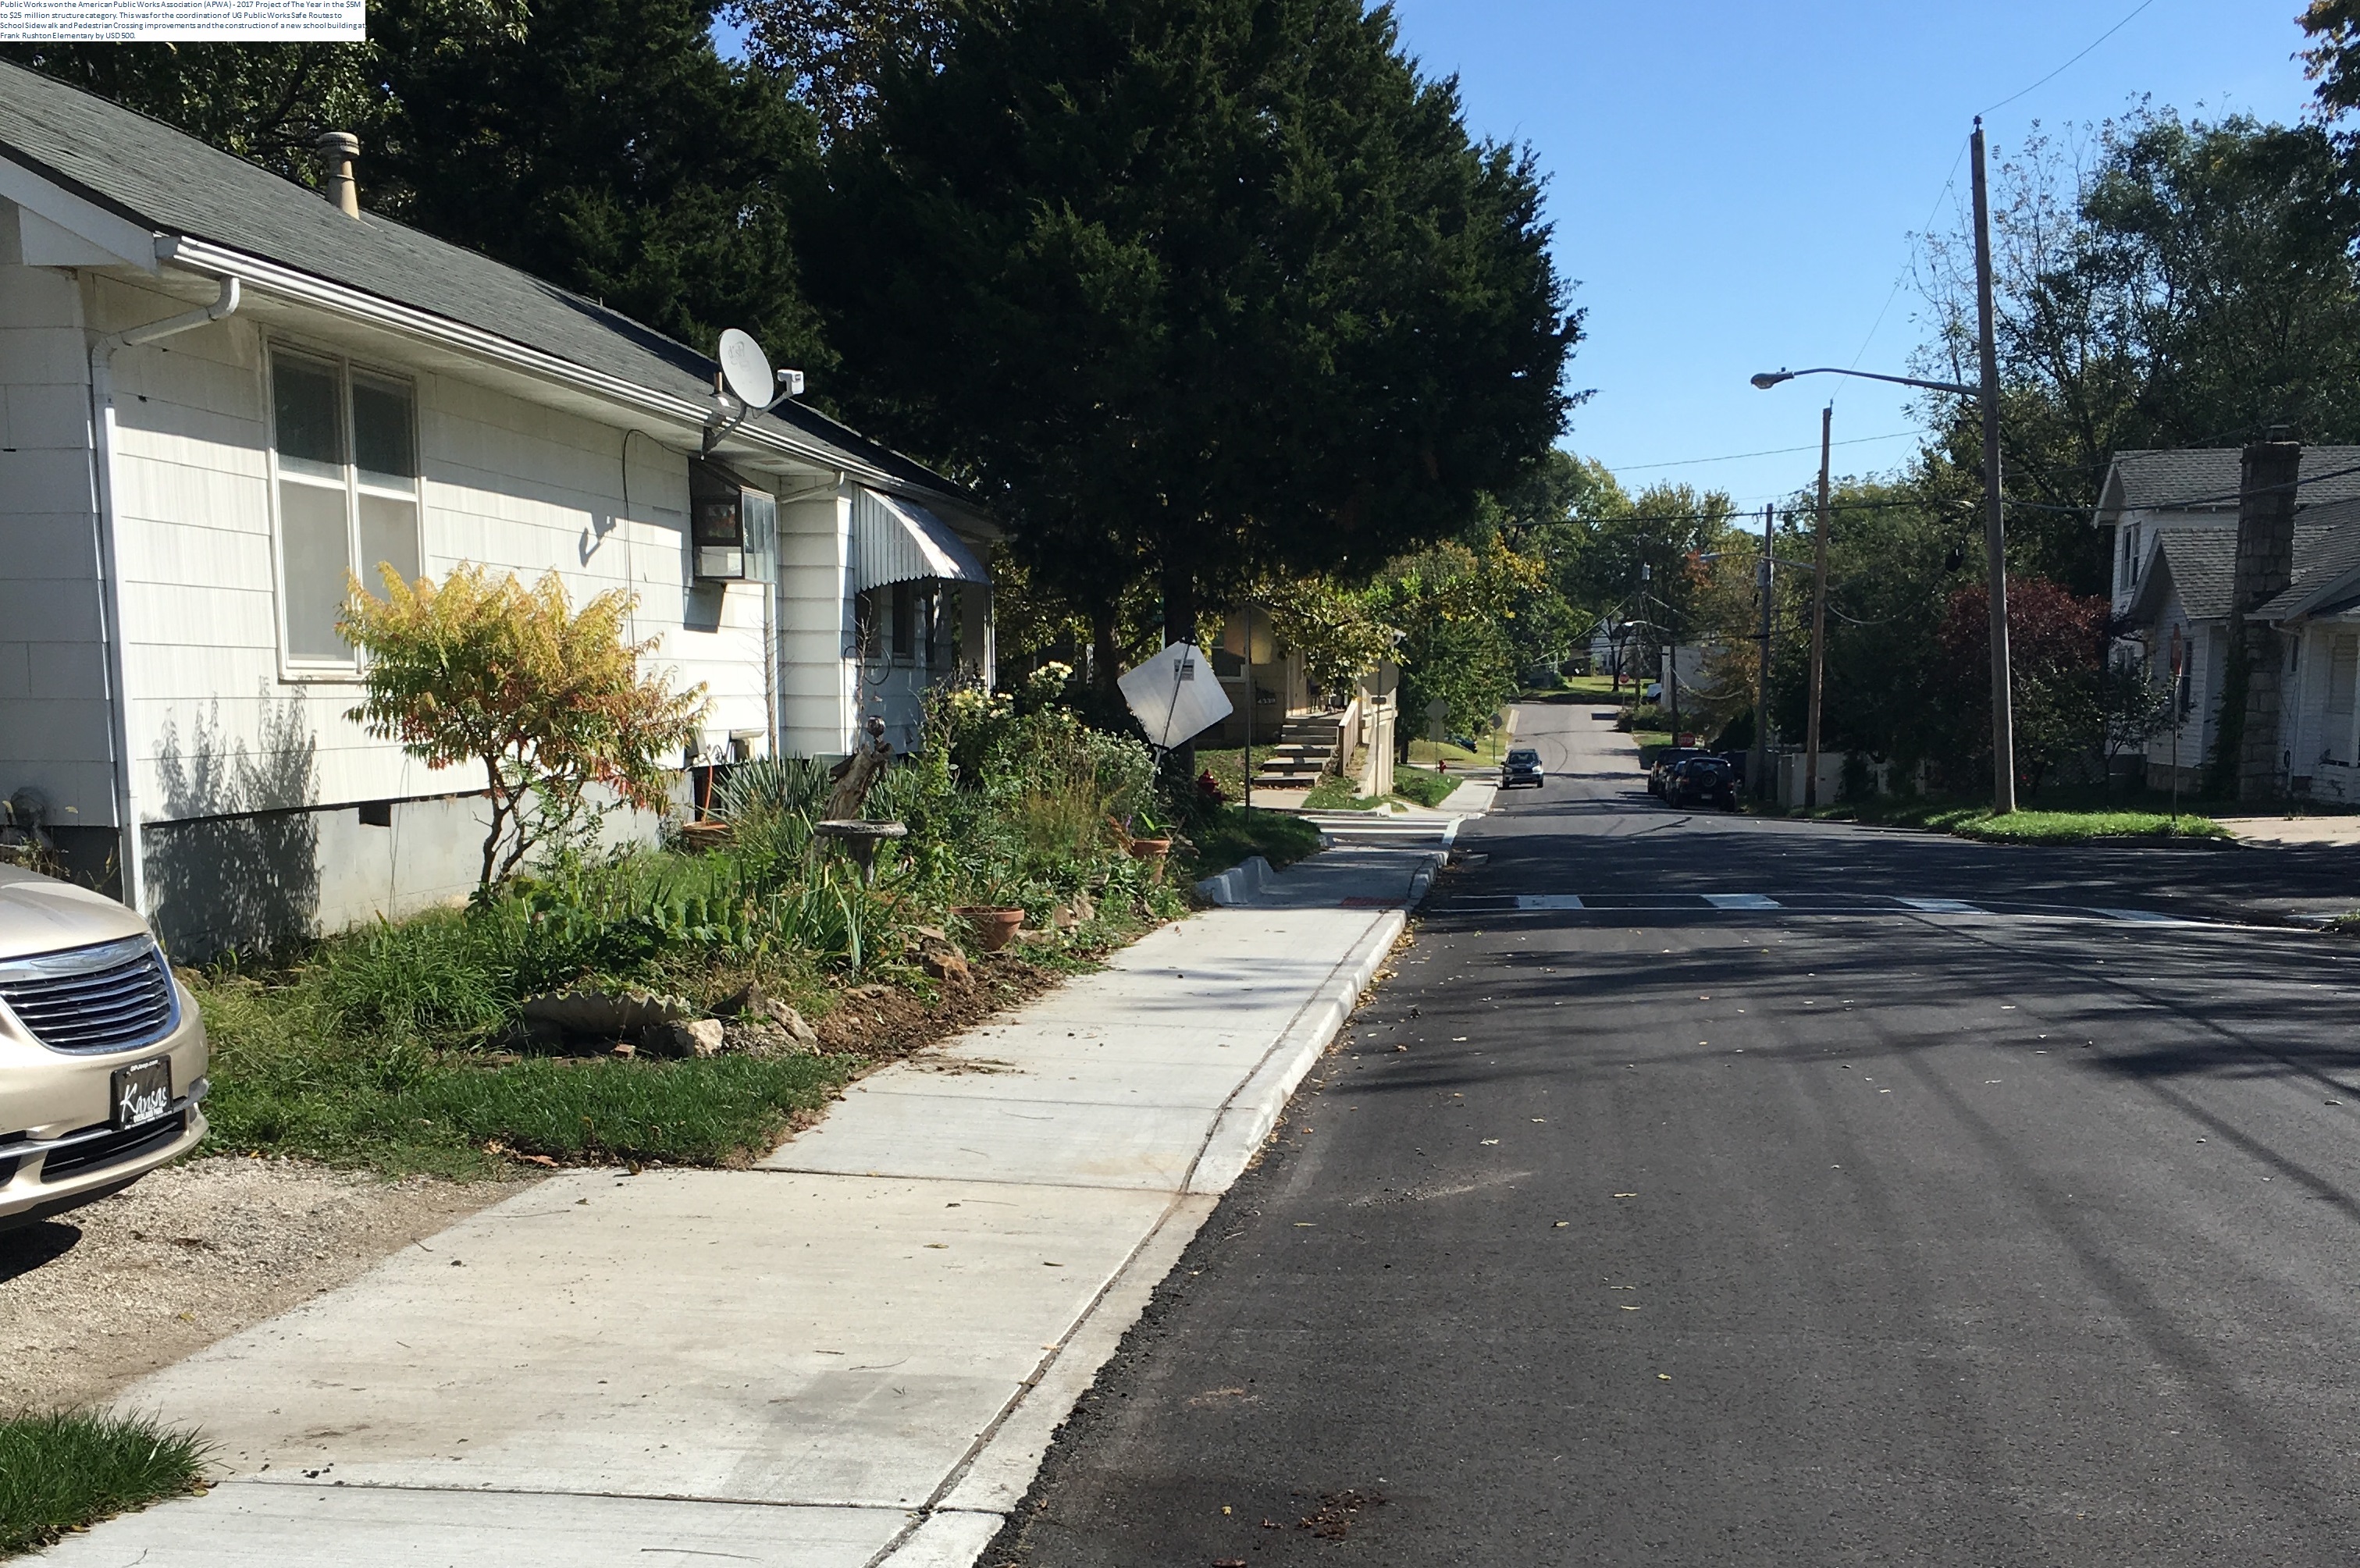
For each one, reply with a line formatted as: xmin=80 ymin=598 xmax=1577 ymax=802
xmin=315 ymin=132 xmax=361 ymax=218
xmin=2230 ymin=428 xmax=2301 ymax=798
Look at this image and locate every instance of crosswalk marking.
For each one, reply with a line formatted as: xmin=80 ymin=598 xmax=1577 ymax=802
xmin=1299 ymin=809 xmax=1458 ymax=847
xmin=1516 ymin=894 xmax=1586 ymax=910
xmin=1703 ymin=893 xmax=1781 ymax=910
xmin=1898 ymin=898 xmax=1982 ymax=914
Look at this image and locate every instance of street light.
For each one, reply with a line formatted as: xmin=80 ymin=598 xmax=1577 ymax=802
xmin=1750 ymin=367 xmax=1974 ymax=397
xmin=1748 ymin=116 xmax=2016 ymax=816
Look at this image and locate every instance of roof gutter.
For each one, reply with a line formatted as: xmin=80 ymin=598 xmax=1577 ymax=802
xmin=155 ymin=236 xmax=959 ymax=506
xmin=89 ymin=272 xmax=242 ymax=918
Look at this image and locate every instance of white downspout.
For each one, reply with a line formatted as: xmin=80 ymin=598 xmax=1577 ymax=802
xmin=88 ymin=274 xmax=242 ymax=916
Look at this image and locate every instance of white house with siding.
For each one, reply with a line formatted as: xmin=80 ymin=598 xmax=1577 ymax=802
xmin=0 ymin=62 xmax=992 ymax=955
xmin=2099 ymin=446 xmax=2360 ymax=795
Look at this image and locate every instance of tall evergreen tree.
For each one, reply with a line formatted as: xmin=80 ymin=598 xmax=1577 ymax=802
xmin=5 ymin=0 xmax=830 ymax=370
xmin=806 ymin=0 xmax=1579 ymax=745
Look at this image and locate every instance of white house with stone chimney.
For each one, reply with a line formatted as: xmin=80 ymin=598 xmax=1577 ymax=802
xmin=2098 ymin=445 xmax=2360 ymax=797
xmin=0 ymin=62 xmax=994 ymax=955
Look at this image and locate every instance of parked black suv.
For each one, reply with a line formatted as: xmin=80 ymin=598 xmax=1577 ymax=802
xmin=1667 ymin=755 xmax=1739 ymax=809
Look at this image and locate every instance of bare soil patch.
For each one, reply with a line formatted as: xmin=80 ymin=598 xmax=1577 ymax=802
xmin=0 ymin=1157 xmax=524 ymax=1410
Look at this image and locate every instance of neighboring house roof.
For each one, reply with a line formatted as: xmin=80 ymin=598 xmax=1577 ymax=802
xmin=2130 ymin=528 xmax=2238 ymax=623
xmin=2255 ymin=496 xmax=2360 ymax=621
xmin=2092 ymin=446 xmax=2360 ymax=526
xmin=2127 ymin=514 xmax=2360 ymax=624
xmin=0 ymin=59 xmax=972 ymax=512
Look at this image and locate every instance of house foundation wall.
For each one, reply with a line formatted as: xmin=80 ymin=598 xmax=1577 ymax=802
xmin=144 ymin=788 xmax=661 ymax=960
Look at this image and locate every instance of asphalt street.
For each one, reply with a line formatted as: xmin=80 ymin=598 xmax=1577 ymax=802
xmin=990 ymin=699 xmax=2360 ymax=1566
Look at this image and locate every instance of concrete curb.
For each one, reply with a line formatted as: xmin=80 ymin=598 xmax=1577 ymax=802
xmin=1184 ymin=908 xmax=1404 ymax=1196
xmin=874 ymin=902 xmax=1409 ymax=1568
xmin=1194 ymin=853 xmax=1273 ymax=905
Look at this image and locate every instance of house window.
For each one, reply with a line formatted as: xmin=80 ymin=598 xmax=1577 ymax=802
xmin=889 ymin=581 xmax=916 ymax=660
xmin=269 ymin=348 xmax=420 ymax=667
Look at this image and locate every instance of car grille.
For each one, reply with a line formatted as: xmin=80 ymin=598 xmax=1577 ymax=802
xmin=38 ymin=1111 xmax=187 ymax=1184
xmin=0 ymin=937 xmax=177 ymax=1054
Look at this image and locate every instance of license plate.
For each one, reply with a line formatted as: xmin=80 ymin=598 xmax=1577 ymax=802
xmin=112 ymin=1058 xmax=173 ymax=1129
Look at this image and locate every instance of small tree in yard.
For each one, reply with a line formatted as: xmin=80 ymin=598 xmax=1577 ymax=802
xmin=340 ymin=565 xmax=710 ymax=890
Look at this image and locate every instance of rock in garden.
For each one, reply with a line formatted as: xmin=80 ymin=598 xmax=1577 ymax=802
xmin=521 ymin=987 xmax=693 ymax=1037
xmin=722 ymin=1019 xmax=811 ymax=1058
xmin=921 ymin=947 xmax=970 ymax=984
xmin=724 ymin=983 xmax=820 ymax=1049
xmin=643 ymin=1019 xmax=727 ymax=1058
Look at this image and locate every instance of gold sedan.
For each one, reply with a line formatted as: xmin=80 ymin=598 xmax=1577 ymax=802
xmin=0 ymin=866 xmax=208 ymax=1232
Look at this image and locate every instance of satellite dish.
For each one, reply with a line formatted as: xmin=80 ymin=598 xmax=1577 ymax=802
xmin=716 ymin=328 xmax=774 ymax=408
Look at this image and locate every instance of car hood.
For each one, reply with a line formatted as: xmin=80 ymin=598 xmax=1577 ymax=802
xmin=0 ymin=865 xmax=149 ymax=961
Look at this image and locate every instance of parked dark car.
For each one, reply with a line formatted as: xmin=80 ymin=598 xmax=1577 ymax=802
xmin=1502 ymin=748 xmax=1544 ymax=789
xmin=1668 ymin=755 xmax=1739 ymax=809
xmin=1646 ymin=746 xmax=1707 ymax=797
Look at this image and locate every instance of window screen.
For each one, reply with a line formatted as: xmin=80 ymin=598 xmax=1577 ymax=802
xmin=358 ymin=493 xmax=420 ymax=597
xmin=271 ymin=349 xmax=422 ymax=662
xmin=272 ymin=356 xmax=343 ymax=480
xmin=351 ymin=375 xmax=415 ymax=491
xmin=279 ymin=480 xmax=352 ymax=660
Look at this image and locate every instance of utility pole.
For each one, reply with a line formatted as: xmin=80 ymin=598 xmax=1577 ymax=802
xmin=1241 ymin=599 xmax=1253 ymax=818
xmin=1751 ymin=503 xmax=1774 ymax=798
xmin=1971 ymin=116 xmax=2017 ymax=814
xmin=1804 ymin=405 xmax=1832 ymax=809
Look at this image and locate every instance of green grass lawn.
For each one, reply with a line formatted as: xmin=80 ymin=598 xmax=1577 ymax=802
xmin=194 ymin=980 xmax=863 ymax=1179
xmin=1406 ymin=733 xmax=1508 ymax=766
xmin=1390 ymin=768 xmax=1462 ymax=809
xmin=1522 ymin=672 xmax=1624 ymax=702
xmin=1176 ymin=802 xmax=1326 ymax=880
xmin=1780 ymin=795 xmax=2230 ymax=844
xmin=0 ymin=1410 xmax=209 ymax=1556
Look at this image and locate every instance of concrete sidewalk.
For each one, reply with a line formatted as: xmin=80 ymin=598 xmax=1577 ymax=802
xmin=42 ymin=850 xmax=1436 ymax=1568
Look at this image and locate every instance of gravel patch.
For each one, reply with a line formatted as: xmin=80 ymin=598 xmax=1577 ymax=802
xmin=0 ymin=1156 xmax=527 ymax=1411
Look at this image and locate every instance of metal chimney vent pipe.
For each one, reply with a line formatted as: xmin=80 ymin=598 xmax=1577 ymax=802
xmin=315 ymin=132 xmax=361 ymax=218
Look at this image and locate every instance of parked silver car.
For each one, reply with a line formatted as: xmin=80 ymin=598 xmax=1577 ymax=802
xmin=0 ymin=866 xmax=208 ymax=1231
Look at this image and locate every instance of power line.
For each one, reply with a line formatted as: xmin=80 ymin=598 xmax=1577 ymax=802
xmin=1611 ymin=429 xmax=1928 ymax=473
xmin=1980 ymin=0 xmax=2160 ymax=116
xmin=1847 ymin=136 xmax=1974 ymax=373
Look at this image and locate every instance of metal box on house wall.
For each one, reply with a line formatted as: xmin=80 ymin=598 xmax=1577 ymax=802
xmin=690 ymin=459 xmax=776 ymax=583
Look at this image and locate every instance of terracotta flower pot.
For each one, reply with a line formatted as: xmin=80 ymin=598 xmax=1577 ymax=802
xmin=955 ymin=905 xmax=1025 ymax=953
xmin=1127 ymin=837 xmax=1173 ymax=861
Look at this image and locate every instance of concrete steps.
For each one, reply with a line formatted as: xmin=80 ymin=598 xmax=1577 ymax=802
xmin=1252 ymin=714 xmax=1347 ymax=788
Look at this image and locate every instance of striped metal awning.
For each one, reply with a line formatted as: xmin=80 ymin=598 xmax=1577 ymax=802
xmin=852 ymin=487 xmax=989 ymax=590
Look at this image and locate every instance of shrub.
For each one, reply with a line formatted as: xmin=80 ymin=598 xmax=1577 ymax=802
xmin=339 ymin=565 xmax=710 ymax=889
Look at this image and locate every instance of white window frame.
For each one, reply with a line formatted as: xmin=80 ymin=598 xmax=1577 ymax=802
xmin=263 ymin=341 xmax=424 ymax=680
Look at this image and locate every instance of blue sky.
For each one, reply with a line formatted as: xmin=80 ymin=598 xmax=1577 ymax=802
xmin=720 ymin=2 xmax=2323 ymax=505
xmin=1386 ymin=0 xmax=2321 ymax=506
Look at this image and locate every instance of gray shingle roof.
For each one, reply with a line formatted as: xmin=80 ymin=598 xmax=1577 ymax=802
xmin=2131 ymin=514 xmax=2360 ymax=623
xmin=2098 ymin=446 xmax=2360 ymax=520
xmin=2141 ymin=529 xmax=2239 ymax=620
xmin=2254 ymin=496 xmax=2360 ymax=620
xmin=0 ymin=60 xmax=966 ymax=504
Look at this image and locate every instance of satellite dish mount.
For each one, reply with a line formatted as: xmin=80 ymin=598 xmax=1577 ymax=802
xmin=704 ymin=327 xmax=807 ymax=453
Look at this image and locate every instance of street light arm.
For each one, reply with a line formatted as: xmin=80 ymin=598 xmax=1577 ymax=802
xmin=1751 ymin=366 xmax=1977 ymax=397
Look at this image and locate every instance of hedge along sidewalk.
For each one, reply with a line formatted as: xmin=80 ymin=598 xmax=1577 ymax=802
xmin=40 ymin=847 xmax=1433 ymax=1568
